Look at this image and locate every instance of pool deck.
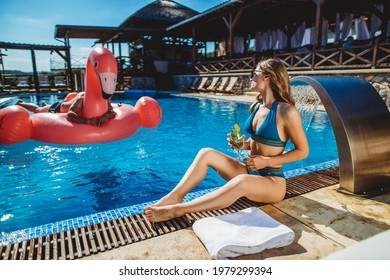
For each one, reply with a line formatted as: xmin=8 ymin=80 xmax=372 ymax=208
xmin=82 ymin=92 xmax=390 ymax=260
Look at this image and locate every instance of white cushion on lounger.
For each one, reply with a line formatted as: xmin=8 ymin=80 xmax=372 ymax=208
xmin=192 ymin=207 xmax=295 ymax=259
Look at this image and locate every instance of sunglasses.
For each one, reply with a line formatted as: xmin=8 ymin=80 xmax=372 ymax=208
xmin=251 ymin=70 xmax=268 ymax=80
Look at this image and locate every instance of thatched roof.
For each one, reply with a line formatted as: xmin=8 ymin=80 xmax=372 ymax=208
xmin=120 ymin=0 xmax=199 ymax=29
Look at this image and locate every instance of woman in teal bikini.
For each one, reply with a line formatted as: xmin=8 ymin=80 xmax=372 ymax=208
xmin=145 ymin=58 xmax=309 ymax=222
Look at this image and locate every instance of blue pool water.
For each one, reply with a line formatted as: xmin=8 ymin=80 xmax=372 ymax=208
xmin=0 ymin=93 xmax=338 ymax=238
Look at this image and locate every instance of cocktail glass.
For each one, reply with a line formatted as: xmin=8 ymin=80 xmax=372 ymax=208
xmin=229 ymin=123 xmax=245 ymax=162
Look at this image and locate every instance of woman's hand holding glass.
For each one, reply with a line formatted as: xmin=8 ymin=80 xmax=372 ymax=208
xmin=227 ymin=128 xmax=245 ymax=161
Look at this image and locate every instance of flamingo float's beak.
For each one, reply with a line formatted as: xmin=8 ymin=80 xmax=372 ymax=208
xmin=99 ymin=72 xmax=117 ymax=99
xmin=90 ymin=47 xmax=118 ymax=99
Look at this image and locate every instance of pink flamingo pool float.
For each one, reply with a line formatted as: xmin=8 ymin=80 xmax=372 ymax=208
xmin=0 ymin=47 xmax=162 ymax=145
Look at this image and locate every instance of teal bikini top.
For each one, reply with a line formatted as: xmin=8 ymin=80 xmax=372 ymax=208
xmin=244 ymin=101 xmax=287 ymax=147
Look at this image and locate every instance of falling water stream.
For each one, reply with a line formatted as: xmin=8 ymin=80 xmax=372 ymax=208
xmin=292 ymin=84 xmax=321 ymax=131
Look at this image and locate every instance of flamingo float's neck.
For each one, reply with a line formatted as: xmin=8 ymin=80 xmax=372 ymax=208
xmin=82 ymin=61 xmax=107 ymax=118
xmin=81 ymin=47 xmax=117 ymax=119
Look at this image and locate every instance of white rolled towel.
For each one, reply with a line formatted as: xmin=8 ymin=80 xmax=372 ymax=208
xmin=192 ymin=207 xmax=295 ymax=259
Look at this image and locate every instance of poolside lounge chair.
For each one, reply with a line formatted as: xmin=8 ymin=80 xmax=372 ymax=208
xmin=218 ymin=76 xmax=240 ymax=94
xmin=16 ymin=76 xmax=30 ymax=90
xmin=39 ymin=75 xmax=50 ymax=91
xmin=211 ymin=77 xmax=229 ymax=93
xmin=187 ymin=77 xmax=200 ymax=91
xmin=198 ymin=76 xmax=220 ymax=92
xmin=54 ymin=76 xmax=67 ymax=90
xmin=193 ymin=77 xmax=209 ymax=92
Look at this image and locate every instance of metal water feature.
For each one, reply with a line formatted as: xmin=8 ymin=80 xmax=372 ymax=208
xmin=291 ymin=76 xmax=390 ymax=196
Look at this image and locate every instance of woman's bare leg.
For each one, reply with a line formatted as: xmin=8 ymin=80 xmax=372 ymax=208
xmin=152 ymin=148 xmax=247 ymax=207
xmin=145 ymin=175 xmax=286 ymax=222
xmin=16 ymin=99 xmax=50 ymax=113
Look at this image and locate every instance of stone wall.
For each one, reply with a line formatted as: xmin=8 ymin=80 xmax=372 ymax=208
xmin=172 ymin=75 xmax=198 ymax=92
xmin=289 ymin=71 xmax=390 ymax=107
xmin=130 ymin=77 xmax=156 ymax=90
xmin=364 ymin=74 xmax=390 ymax=103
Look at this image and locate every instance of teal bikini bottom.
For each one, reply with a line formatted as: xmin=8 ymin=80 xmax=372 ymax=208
xmin=247 ymin=167 xmax=285 ymax=178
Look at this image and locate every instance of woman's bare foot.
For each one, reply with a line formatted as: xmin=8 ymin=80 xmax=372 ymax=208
xmin=152 ymin=194 xmax=182 ymax=207
xmin=42 ymin=101 xmax=47 ymax=106
xmin=16 ymin=99 xmax=24 ymax=105
xmin=144 ymin=204 xmax=180 ymax=222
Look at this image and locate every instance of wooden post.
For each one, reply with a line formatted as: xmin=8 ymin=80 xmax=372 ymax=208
xmin=229 ymin=13 xmax=233 ymax=57
xmin=372 ymin=2 xmax=389 ymax=42
xmin=172 ymin=38 xmax=176 ymax=66
xmin=64 ymin=34 xmax=73 ymax=91
xmin=118 ymin=43 xmax=123 ymax=85
xmin=280 ymin=26 xmax=291 ymax=51
xmin=334 ymin=13 xmax=340 ymax=42
xmin=30 ymin=48 xmax=40 ymax=93
xmin=285 ymin=23 xmax=300 ymax=51
xmin=0 ymin=51 xmax=5 ymax=85
xmin=381 ymin=2 xmax=389 ymax=42
xmin=313 ymin=0 xmax=324 ymax=48
xmin=192 ymin=26 xmax=197 ymax=62
xmin=65 ymin=48 xmax=73 ymax=91
xmin=222 ymin=8 xmax=246 ymax=58
xmin=372 ymin=38 xmax=378 ymax=68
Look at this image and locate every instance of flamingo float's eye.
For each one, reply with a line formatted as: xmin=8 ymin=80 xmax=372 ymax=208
xmin=94 ymin=61 xmax=99 ymax=69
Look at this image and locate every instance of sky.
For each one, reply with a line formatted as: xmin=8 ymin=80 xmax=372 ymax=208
xmin=0 ymin=0 xmax=227 ymax=72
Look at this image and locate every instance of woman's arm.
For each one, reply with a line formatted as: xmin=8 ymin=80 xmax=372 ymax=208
xmin=65 ymin=97 xmax=102 ymax=126
xmin=66 ymin=97 xmax=91 ymax=124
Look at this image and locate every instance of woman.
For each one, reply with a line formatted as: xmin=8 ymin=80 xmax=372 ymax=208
xmin=16 ymin=92 xmax=114 ymax=127
xmin=145 ymin=58 xmax=309 ymax=222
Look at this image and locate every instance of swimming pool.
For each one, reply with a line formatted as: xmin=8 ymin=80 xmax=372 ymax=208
xmin=0 ymin=92 xmax=338 ymax=242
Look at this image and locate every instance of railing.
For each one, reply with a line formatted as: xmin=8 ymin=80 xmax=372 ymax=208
xmin=194 ymin=56 xmax=256 ymax=73
xmin=50 ymin=56 xmax=88 ymax=70
xmin=193 ymin=42 xmax=390 ymax=74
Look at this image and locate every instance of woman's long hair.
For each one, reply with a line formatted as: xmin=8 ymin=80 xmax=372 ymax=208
xmin=250 ymin=58 xmax=295 ymax=113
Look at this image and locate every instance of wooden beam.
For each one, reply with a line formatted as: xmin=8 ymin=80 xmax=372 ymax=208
xmin=54 ymin=50 xmax=66 ymax=61
xmin=231 ymin=7 xmax=245 ymax=29
xmin=0 ymin=41 xmax=69 ymax=52
xmin=222 ymin=16 xmax=229 ymax=28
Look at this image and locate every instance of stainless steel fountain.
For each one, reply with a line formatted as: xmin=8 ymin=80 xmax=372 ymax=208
xmin=291 ymin=76 xmax=390 ymax=196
